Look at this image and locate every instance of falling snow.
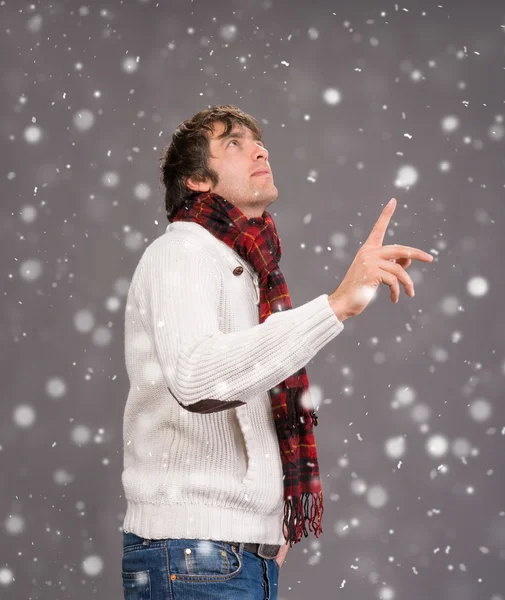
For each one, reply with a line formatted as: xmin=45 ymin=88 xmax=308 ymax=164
xmin=1 ymin=1 xmax=503 ymax=600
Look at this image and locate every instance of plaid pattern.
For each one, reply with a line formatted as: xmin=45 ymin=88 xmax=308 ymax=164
xmin=171 ymin=191 xmax=324 ymax=547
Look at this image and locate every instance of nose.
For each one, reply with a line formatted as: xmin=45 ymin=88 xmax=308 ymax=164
xmin=252 ymin=142 xmax=268 ymax=161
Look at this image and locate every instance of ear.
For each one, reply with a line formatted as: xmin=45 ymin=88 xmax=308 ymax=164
xmin=185 ymin=176 xmax=211 ymax=193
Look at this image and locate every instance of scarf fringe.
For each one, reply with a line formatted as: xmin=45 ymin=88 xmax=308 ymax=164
xmin=283 ymin=490 xmax=324 ymax=547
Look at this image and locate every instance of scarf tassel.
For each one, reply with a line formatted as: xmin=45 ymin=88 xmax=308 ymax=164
xmin=283 ymin=490 xmax=324 ymax=547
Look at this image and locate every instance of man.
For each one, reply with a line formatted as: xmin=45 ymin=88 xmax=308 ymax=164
xmin=121 ymin=104 xmax=433 ymax=599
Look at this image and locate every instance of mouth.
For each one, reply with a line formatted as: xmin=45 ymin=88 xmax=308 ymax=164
xmin=251 ymin=171 xmax=272 ymax=177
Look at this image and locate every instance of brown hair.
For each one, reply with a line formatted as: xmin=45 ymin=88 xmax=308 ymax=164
xmin=158 ymin=104 xmax=263 ymax=222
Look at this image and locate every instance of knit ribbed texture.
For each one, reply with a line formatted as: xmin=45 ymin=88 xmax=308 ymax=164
xmin=122 ymin=221 xmax=345 ymax=543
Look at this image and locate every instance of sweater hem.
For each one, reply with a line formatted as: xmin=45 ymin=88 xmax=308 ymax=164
xmin=123 ymin=500 xmax=286 ymax=546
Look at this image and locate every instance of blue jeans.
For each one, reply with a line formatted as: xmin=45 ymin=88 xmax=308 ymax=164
xmin=122 ymin=531 xmax=280 ymax=599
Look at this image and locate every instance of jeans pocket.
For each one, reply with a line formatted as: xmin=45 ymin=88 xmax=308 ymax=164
xmin=122 ymin=570 xmax=151 ymax=600
xmin=168 ymin=539 xmax=243 ymax=582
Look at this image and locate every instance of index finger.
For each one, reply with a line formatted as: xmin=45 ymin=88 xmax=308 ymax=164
xmin=363 ymin=198 xmax=396 ymax=248
xmin=379 ymin=245 xmax=434 ymax=262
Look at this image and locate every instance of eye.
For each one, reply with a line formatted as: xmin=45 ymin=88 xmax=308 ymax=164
xmin=228 ymin=139 xmax=239 ymax=146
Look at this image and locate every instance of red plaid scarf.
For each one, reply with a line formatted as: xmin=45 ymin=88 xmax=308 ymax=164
xmin=171 ymin=191 xmax=324 ymax=547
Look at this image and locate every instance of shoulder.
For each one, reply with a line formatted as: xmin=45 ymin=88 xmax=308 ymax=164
xmin=138 ymin=223 xmax=223 ymax=278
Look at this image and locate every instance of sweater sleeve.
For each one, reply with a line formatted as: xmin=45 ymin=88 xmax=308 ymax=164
xmin=134 ymin=237 xmax=344 ymax=413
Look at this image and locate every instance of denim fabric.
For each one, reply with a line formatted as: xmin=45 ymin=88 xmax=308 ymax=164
xmin=122 ymin=531 xmax=280 ymax=600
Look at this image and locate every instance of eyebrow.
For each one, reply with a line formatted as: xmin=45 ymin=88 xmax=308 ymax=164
xmin=217 ymin=129 xmax=264 ymax=145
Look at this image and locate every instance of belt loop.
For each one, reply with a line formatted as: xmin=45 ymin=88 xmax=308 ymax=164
xmin=228 ymin=541 xmax=243 ymax=554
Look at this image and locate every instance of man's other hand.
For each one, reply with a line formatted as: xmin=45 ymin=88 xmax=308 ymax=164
xmin=275 ymin=543 xmax=289 ymax=568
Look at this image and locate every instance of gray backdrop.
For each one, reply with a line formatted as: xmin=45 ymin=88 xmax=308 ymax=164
xmin=2 ymin=0 xmax=504 ymax=598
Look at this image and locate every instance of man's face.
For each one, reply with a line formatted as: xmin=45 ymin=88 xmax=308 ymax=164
xmin=187 ymin=121 xmax=278 ymax=219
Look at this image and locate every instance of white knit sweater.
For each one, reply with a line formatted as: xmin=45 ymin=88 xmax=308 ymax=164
xmin=122 ymin=221 xmax=345 ymax=544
